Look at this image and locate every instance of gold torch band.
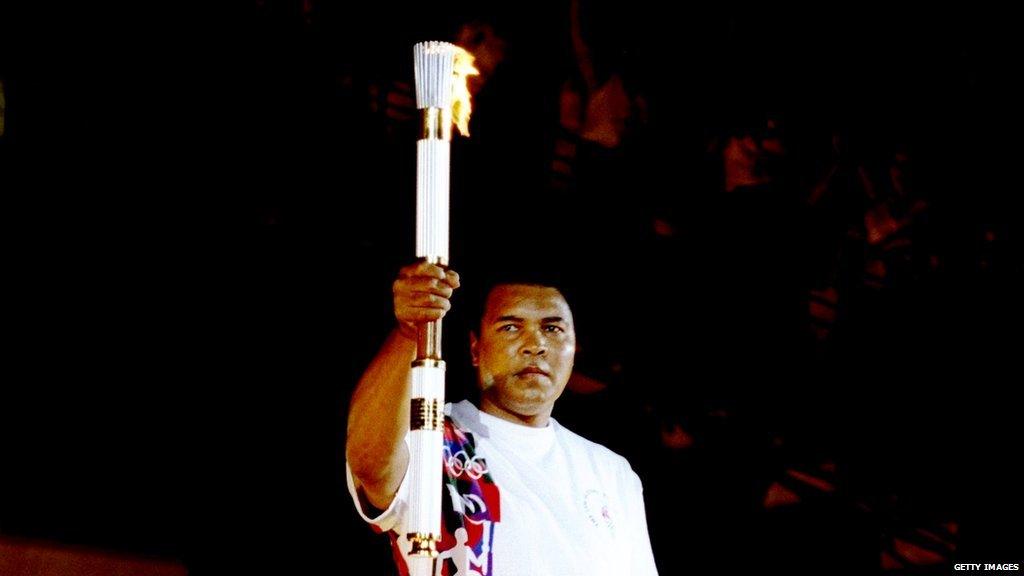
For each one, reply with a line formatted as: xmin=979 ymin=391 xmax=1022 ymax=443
xmin=410 ymin=397 xmax=443 ymax=431
xmin=407 ymin=532 xmax=439 ymax=557
xmin=411 ymin=359 xmax=445 ymax=369
xmin=420 ymin=107 xmax=453 ymax=141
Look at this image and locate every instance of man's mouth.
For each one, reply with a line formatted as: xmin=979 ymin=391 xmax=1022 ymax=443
xmin=517 ymin=366 xmax=549 ymax=377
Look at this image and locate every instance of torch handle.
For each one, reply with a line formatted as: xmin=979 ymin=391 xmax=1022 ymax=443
xmin=416 ymin=310 xmax=442 ymax=362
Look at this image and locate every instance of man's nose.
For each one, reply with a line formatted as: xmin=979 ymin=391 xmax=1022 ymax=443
xmin=520 ymin=330 xmax=547 ymax=356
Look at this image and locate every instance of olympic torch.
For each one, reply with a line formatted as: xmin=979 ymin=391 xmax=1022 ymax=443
xmin=407 ymin=41 xmax=476 ymax=576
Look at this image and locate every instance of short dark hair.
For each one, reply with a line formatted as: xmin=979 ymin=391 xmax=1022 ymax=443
xmin=463 ymin=262 xmax=576 ymax=334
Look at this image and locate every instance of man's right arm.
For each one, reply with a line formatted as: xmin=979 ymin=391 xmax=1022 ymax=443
xmin=346 ymin=262 xmax=459 ymax=511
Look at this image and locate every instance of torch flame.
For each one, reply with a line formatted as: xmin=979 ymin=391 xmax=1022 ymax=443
xmin=451 ymin=47 xmax=479 ymax=136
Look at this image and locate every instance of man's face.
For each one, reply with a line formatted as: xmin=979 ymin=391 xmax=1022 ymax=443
xmin=471 ymin=284 xmax=576 ymax=425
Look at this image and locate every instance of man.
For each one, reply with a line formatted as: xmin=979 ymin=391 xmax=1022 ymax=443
xmin=346 ymin=261 xmax=658 ymax=575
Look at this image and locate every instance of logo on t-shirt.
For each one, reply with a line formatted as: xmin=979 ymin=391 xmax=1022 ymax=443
xmin=583 ymin=489 xmax=615 ymax=536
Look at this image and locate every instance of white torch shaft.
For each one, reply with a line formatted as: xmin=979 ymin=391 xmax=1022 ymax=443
xmin=408 ymin=364 xmax=445 ymax=530
xmin=416 ymin=139 xmax=450 ymax=261
xmin=407 ymin=41 xmax=462 ymax=567
xmin=408 ymin=558 xmax=433 ymax=576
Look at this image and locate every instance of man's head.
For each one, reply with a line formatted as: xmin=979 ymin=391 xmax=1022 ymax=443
xmin=469 ymin=282 xmax=576 ymax=427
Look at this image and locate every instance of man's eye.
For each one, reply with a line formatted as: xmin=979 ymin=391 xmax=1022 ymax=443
xmin=498 ymin=324 xmax=518 ymax=332
xmin=543 ymin=325 xmax=564 ymax=333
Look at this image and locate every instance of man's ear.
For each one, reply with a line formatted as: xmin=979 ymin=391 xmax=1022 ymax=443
xmin=469 ymin=331 xmax=480 ymax=367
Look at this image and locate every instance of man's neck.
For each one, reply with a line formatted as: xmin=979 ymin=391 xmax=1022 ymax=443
xmin=479 ymin=399 xmax=551 ymax=428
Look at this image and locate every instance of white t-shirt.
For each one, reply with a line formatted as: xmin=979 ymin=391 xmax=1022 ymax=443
xmin=347 ymin=400 xmax=659 ymax=575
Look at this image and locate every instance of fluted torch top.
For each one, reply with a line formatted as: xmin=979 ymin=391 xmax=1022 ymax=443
xmin=413 ymin=41 xmax=478 ymax=136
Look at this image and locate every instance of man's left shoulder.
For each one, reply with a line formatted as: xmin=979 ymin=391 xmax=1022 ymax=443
xmin=555 ymin=420 xmax=633 ymax=471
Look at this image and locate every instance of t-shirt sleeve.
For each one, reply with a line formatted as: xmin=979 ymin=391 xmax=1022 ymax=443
xmin=624 ymin=465 xmax=660 ymax=575
xmin=345 ymin=434 xmax=412 ymax=534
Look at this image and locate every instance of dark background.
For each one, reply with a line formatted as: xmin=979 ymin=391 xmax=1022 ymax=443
xmin=1 ymin=2 xmax=1020 ymax=574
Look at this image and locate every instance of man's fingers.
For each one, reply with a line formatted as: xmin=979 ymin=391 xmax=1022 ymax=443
xmin=401 ymin=307 xmax=446 ymax=323
xmin=398 ymin=263 xmax=459 ymax=286
xmin=395 ymin=292 xmax=450 ymax=327
xmin=394 ymin=279 xmax=453 ymax=301
xmin=396 ymin=266 xmax=459 ymax=296
xmin=404 ymin=292 xmax=451 ymax=311
xmin=394 ymin=265 xmax=459 ymax=327
xmin=445 ymin=269 xmax=460 ymax=289
xmin=398 ymin=261 xmax=447 ymax=281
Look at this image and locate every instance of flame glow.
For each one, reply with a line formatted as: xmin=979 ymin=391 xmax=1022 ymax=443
xmin=451 ymin=47 xmax=479 ymax=136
